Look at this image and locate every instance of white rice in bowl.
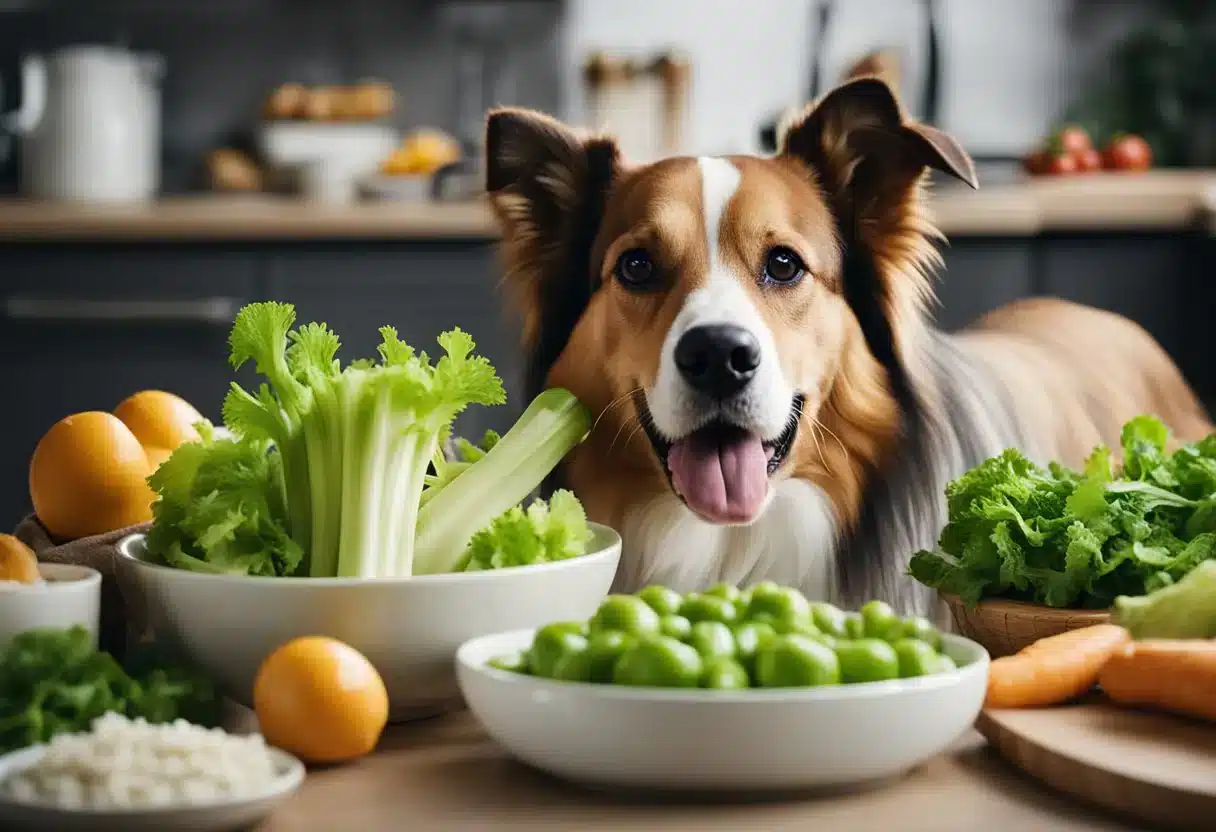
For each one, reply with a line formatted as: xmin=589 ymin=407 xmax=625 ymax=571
xmin=1 ymin=712 xmax=282 ymax=810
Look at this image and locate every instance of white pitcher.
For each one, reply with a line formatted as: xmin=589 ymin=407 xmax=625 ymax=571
xmin=2 ymin=45 xmax=164 ymax=202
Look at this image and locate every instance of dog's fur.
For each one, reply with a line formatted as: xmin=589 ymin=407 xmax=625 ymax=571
xmin=483 ymin=75 xmax=1211 ymax=618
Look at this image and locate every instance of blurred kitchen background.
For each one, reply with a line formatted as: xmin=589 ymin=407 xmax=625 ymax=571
xmin=0 ymin=0 xmax=1213 ymax=524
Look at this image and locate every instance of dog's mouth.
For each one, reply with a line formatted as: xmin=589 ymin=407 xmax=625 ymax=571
xmin=633 ymin=391 xmax=804 ymax=525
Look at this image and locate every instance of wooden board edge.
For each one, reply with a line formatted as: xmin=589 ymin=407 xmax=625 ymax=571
xmin=976 ymin=710 xmax=1216 ymax=830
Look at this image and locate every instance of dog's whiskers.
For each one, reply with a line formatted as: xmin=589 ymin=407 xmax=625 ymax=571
xmin=592 ymin=387 xmax=642 ymax=436
xmin=807 ymin=421 xmax=828 ymax=465
xmin=619 ymin=420 xmax=648 ymax=454
xmin=814 ymin=417 xmax=850 ymax=463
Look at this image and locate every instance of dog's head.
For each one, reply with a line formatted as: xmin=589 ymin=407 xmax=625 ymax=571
xmin=485 ymin=77 xmax=976 ymax=529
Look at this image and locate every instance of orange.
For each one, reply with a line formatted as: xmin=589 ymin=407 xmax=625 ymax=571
xmin=144 ymin=446 xmax=173 ymax=472
xmin=254 ymin=636 xmax=389 ymax=764
xmin=29 ymin=411 xmax=155 ymax=540
xmin=0 ymin=534 xmax=40 ymax=584
xmin=113 ymin=390 xmax=204 ymax=452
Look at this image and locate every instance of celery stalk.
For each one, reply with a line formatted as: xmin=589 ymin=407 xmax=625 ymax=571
xmin=411 ymin=388 xmax=592 ymax=575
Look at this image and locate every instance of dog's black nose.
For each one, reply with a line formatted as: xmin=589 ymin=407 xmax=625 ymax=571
xmin=674 ymin=324 xmax=762 ymax=398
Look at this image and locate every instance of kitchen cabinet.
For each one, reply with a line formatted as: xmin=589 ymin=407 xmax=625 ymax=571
xmin=932 ymin=239 xmax=1034 ymax=331
xmin=1039 ymin=235 xmax=1190 ymax=368
xmin=264 ymin=241 xmax=523 ymax=440
xmin=0 ymin=246 xmax=260 ymax=526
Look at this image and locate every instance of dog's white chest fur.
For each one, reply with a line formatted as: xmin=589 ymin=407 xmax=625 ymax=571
xmin=616 ymin=479 xmax=838 ymax=600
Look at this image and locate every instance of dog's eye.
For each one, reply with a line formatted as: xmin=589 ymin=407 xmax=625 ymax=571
xmin=763 ymin=247 xmax=806 ymax=285
xmin=614 ymin=248 xmax=656 ymax=288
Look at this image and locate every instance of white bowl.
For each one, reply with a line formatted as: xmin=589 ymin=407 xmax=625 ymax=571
xmin=457 ymin=629 xmax=990 ymax=793
xmin=116 ymin=526 xmax=621 ymax=721
xmin=0 ymin=565 xmax=101 ymax=652
xmin=0 ymin=742 xmax=303 ymax=832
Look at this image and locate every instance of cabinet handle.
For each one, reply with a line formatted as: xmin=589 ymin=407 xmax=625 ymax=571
xmin=2 ymin=296 xmax=242 ymax=326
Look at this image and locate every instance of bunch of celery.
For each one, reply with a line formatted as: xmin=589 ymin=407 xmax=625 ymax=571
xmin=148 ymin=301 xmax=592 ymax=578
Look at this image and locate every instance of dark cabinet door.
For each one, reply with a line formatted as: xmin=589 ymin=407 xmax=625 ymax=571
xmin=0 ymin=247 xmax=258 ymax=528
xmin=1040 ymin=235 xmax=1188 ymax=363
xmin=932 ymin=239 xmax=1034 ymax=332
xmin=267 ymin=242 xmax=523 ymax=440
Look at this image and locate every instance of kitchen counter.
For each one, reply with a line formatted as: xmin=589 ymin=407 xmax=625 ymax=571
xmin=0 ymin=171 xmax=1212 ymax=241
xmin=0 ymin=196 xmax=500 ymax=242
xmin=251 ymin=710 xmax=1140 ymax=831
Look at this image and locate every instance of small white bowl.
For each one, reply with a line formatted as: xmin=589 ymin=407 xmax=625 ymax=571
xmin=116 ymin=526 xmax=622 ymax=721
xmin=0 ymin=565 xmax=101 ymax=652
xmin=457 ymin=628 xmax=990 ymax=793
xmin=0 ymin=742 xmax=304 ymax=832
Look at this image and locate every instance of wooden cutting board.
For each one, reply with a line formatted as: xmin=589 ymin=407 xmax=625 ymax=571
xmin=977 ymin=696 xmax=1216 ymax=830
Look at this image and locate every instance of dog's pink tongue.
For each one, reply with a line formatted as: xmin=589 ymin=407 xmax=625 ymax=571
xmin=668 ymin=433 xmax=768 ymax=524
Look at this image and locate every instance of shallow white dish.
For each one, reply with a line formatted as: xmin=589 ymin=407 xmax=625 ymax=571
xmin=360 ymin=173 xmax=432 ymax=202
xmin=457 ymin=628 xmax=990 ymax=793
xmin=256 ymin=121 xmax=398 ymax=172
xmin=0 ymin=742 xmax=304 ymax=832
xmin=116 ymin=525 xmax=621 ymax=721
xmin=0 ymin=564 xmax=101 ymax=652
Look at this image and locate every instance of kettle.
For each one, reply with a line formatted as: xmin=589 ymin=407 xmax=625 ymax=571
xmin=2 ymin=45 xmax=164 ymax=202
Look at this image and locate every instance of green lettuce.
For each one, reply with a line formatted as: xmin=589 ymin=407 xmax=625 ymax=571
xmin=909 ymin=415 xmax=1216 ymax=608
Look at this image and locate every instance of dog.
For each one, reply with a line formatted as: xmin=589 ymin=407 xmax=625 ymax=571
xmin=482 ymin=74 xmax=1212 ymax=618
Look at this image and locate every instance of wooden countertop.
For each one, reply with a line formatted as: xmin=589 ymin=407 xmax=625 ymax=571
xmin=0 ymin=171 xmax=1211 ymax=241
xmin=0 ymin=197 xmax=501 ymax=242
xmin=251 ymin=710 xmax=1140 ymax=831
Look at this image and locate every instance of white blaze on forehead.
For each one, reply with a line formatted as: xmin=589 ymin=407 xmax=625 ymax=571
xmin=645 ymin=156 xmax=797 ymax=444
xmin=697 ymin=156 xmax=741 ymax=266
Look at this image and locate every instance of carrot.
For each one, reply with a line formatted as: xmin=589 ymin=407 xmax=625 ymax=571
xmin=984 ymin=624 xmax=1131 ymax=709
xmin=1099 ymin=639 xmax=1216 ymax=723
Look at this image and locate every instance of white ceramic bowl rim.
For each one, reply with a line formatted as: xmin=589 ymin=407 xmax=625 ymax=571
xmin=116 ymin=523 xmax=621 ymax=587
xmin=0 ymin=744 xmax=304 ymax=816
xmin=458 ymin=628 xmax=991 ymax=704
xmin=2 ymin=564 xmax=102 ymax=595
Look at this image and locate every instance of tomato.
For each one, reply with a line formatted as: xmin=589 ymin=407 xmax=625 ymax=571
xmin=1046 ymin=152 xmax=1078 ymax=175
xmin=1074 ymin=147 xmax=1102 ymax=173
xmin=1103 ymin=134 xmax=1152 ymax=171
xmin=1055 ymin=125 xmax=1092 ymax=155
xmin=1023 ymin=151 xmax=1049 ymax=176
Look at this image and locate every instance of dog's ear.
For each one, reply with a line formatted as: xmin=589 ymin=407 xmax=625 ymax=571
xmin=484 ymin=108 xmax=622 ymax=394
xmin=779 ymin=76 xmax=976 ymax=242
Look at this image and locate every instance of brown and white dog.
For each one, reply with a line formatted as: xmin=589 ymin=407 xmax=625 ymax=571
xmin=483 ymin=75 xmax=1212 ymax=618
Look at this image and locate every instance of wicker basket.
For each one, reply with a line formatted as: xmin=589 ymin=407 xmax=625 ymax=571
xmin=942 ymin=594 xmax=1112 ymax=658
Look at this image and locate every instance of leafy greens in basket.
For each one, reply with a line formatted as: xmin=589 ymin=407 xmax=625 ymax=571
xmin=909 ymin=415 xmax=1216 ymax=609
xmin=146 ymin=302 xmax=593 ymax=578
